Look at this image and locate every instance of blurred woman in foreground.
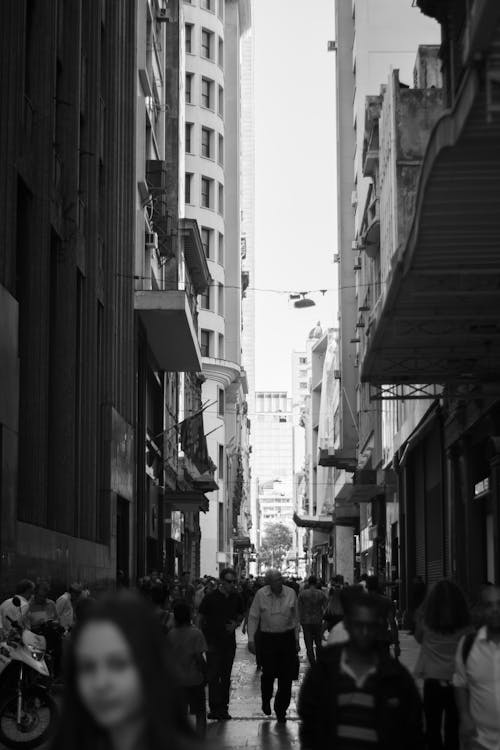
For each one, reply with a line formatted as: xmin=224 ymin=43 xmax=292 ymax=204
xmin=50 ymin=593 xmax=196 ymax=750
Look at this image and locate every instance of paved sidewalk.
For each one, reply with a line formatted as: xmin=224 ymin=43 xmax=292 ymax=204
xmin=205 ymin=628 xmax=421 ymax=749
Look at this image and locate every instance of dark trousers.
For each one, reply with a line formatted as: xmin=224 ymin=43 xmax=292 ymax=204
xmin=302 ymin=623 xmax=323 ymax=665
xmin=423 ymin=679 xmax=459 ymax=750
xmin=260 ymin=630 xmax=297 ymax=718
xmin=206 ymin=641 xmax=236 ymax=715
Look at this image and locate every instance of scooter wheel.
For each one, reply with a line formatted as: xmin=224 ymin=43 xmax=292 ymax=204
xmin=0 ymin=686 xmax=58 ymax=749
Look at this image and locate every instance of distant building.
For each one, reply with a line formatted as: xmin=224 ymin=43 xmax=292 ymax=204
xmin=254 ymin=392 xmax=295 ymax=569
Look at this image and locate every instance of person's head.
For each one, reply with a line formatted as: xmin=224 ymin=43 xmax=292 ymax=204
xmin=480 ymin=584 xmax=500 ymax=633
xmin=220 ymin=567 xmax=237 ymax=596
xmin=69 ymin=583 xmax=84 ymax=605
xmin=173 ymin=601 xmax=191 ymax=627
xmin=307 ymin=575 xmax=317 ymax=588
xmin=265 ymin=569 xmax=283 ymax=595
xmin=343 ymin=590 xmax=382 ymax=655
xmin=33 ymin=581 xmax=50 ymax=605
xmin=15 ymin=579 xmax=35 ymax=599
xmin=181 ymin=571 xmax=191 ymax=584
xmin=423 ymin=579 xmax=470 ymax=634
xmin=170 ymin=584 xmax=181 ymax=599
xmin=51 ymin=593 xmax=192 ymax=750
xmin=365 ymin=575 xmax=380 ymax=594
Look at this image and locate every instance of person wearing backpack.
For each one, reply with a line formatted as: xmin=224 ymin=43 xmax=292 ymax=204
xmin=414 ymin=579 xmax=472 ymax=750
xmin=454 ymin=583 xmax=500 ymax=750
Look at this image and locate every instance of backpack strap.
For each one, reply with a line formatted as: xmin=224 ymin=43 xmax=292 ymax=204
xmin=461 ymin=631 xmax=476 ymax=666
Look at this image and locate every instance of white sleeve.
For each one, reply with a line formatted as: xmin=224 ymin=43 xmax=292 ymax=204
xmin=452 ymin=635 xmax=467 ymax=688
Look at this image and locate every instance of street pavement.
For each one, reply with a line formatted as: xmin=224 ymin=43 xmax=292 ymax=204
xmin=205 ymin=628 xmax=420 ymax=749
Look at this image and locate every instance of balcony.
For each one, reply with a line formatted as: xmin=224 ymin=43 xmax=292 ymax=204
xmin=318 ymin=448 xmax=357 ymax=471
xmin=362 ymin=24 xmax=500 ymax=387
xmin=135 ymin=283 xmax=202 ymax=372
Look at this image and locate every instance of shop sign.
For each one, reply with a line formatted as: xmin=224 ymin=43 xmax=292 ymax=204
xmin=474 ymin=478 xmax=490 ymax=498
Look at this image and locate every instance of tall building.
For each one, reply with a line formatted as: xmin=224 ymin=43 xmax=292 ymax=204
xmin=0 ymin=0 xmax=216 ymax=593
xmin=361 ymin=0 xmax=500 ymax=600
xmin=332 ymin=0 xmax=439 ymax=588
xmin=183 ymin=0 xmax=250 ymax=576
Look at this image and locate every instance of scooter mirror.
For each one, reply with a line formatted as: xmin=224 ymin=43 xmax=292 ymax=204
xmin=12 ymin=596 xmax=21 ymax=608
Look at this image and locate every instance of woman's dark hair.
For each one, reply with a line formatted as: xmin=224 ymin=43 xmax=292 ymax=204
xmin=173 ymin=600 xmax=191 ymax=626
xmin=50 ymin=592 xmax=195 ymax=750
xmin=423 ymin=579 xmax=470 ymax=634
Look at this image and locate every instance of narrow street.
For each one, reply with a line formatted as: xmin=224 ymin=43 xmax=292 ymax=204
xmin=205 ymin=629 xmax=420 ymax=749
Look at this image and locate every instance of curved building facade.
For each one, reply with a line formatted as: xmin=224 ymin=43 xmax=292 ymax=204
xmin=183 ymin=0 xmax=250 ymax=575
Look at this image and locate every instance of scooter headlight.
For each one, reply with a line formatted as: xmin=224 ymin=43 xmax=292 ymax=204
xmin=27 ymin=645 xmax=45 ymax=661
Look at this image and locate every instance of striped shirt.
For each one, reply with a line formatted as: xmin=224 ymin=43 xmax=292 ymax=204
xmin=336 ymin=649 xmax=378 ymax=749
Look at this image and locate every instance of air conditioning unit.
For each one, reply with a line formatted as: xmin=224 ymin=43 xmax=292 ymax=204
xmin=157 ymin=8 xmax=172 ymax=22
xmin=333 ymin=253 xmax=340 ymax=263
xmin=145 ymin=232 xmax=158 ymax=250
xmin=351 ymin=190 xmax=358 ymax=207
xmin=327 ymin=41 xmax=337 ymax=52
xmin=351 ymin=240 xmax=358 ymax=251
xmin=353 ymin=257 xmax=362 ymax=270
xmin=334 ymin=369 xmax=341 ymax=380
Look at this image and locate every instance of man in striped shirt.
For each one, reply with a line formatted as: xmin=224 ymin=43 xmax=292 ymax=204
xmin=298 ymin=589 xmax=424 ymax=750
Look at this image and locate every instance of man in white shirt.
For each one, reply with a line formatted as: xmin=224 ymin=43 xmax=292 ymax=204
xmin=454 ymin=584 xmax=500 ymax=750
xmin=0 ymin=579 xmax=35 ymax=633
xmin=56 ymin=582 xmax=83 ymax=629
xmin=247 ymin=569 xmax=299 ymax=723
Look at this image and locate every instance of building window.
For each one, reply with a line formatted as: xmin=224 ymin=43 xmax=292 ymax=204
xmin=218 ymin=37 xmax=224 ymax=67
xmin=185 ymin=172 xmax=193 ymax=204
xmin=218 ymin=85 xmax=224 ymax=116
xmin=200 ymin=329 xmax=211 ymax=357
xmin=185 ymin=73 xmax=193 ymax=103
xmin=218 ymin=333 xmax=224 ymax=358
xmin=218 ymin=133 xmax=224 ymax=165
xmin=201 ymin=176 xmax=212 ymax=208
xmin=218 ymin=232 xmax=224 ymax=264
xmin=201 ymin=126 xmax=212 ymax=158
xmin=185 ymin=23 xmax=193 ymax=54
xmin=201 ymin=0 xmax=213 ymax=10
xmin=300 ymin=381 xmax=307 ymax=389
xmin=218 ymin=444 xmax=224 ymax=478
xmin=200 ymin=286 xmax=211 ymax=310
xmin=201 ymin=77 xmax=213 ymax=109
xmin=201 ymin=28 xmax=213 ymax=59
xmin=218 ymin=183 xmax=224 ymax=215
xmin=218 ymin=388 xmax=225 ymax=417
xmin=217 ymin=0 xmax=223 ymax=19
xmin=201 ymin=226 xmax=212 ymax=258
xmin=218 ymin=282 xmax=224 ymax=316
xmin=185 ymin=122 xmax=193 ymax=153
xmin=299 ymin=357 xmax=307 ymax=364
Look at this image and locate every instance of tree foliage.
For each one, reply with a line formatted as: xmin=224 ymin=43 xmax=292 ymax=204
xmin=259 ymin=523 xmax=293 ymax=570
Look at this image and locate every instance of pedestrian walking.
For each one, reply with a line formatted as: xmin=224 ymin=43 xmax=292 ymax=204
xmin=453 ymin=583 xmax=500 ymax=750
xmin=49 ymin=592 xmax=195 ymax=750
xmin=365 ymin=575 xmax=400 ymax=658
xmin=414 ymin=579 xmax=471 ymax=750
xmin=247 ymin=568 xmax=300 ymax=723
xmin=197 ymin=567 xmax=244 ymax=721
xmin=298 ymin=575 xmax=327 ymax=665
xmin=298 ymin=589 xmax=424 ymax=750
xmin=55 ymin=582 xmax=84 ymax=630
xmin=166 ymin=600 xmax=207 ymax=739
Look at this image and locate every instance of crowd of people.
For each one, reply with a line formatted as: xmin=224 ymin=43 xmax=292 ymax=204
xmin=1 ymin=570 xmax=499 ymax=750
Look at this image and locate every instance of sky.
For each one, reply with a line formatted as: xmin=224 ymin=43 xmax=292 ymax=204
xmin=253 ymin=0 xmax=338 ymax=394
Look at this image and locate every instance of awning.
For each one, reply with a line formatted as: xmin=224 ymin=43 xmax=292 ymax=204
xmin=319 ymin=448 xmax=357 ymax=471
xmin=398 ymin=402 xmax=441 ymax=467
xmin=232 ymin=536 xmax=252 ymax=550
xmin=166 ymin=491 xmax=210 ymax=513
xmin=179 ymin=218 xmax=211 ymax=294
xmin=361 ymin=24 xmax=500 ymax=386
xmin=293 ymin=511 xmax=334 ymax=531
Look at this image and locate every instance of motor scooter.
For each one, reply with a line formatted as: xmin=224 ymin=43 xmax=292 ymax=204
xmin=0 ymin=598 xmax=57 ymax=748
